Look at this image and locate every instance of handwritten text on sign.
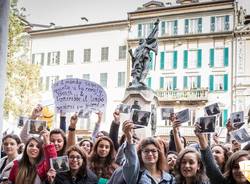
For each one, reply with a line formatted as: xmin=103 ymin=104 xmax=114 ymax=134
xmin=52 ymin=78 xmax=107 ymax=113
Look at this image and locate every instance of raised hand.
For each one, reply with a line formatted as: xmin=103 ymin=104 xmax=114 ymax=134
xmin=113 ymin=109 xmax=120 ymax=123
xmin=30 ymin=104 xmax=43 ymax=119
xmin=40 ymin=129 xmax=50 ymax=145
xmin=69 ymin=113 xmax=78 ymax=128
xmin=47 ymin=168 xmax=56 ymax=184
xmin=122 ymin=120 xmax=134 ymax=144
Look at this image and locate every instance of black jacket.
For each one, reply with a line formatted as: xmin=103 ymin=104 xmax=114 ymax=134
xmin=52 ymin=168 xmax=98 ymax=184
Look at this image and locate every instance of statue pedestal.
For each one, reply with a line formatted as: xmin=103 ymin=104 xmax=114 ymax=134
xmin=122 ymin=87 xmax=159 ymax=137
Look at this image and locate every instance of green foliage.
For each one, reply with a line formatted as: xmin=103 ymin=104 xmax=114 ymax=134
xmin=4 ymin=2 xmax=40 ymax=118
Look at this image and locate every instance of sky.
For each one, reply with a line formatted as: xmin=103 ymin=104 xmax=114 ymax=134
xmin=17 ymin=0 xmax=250 ymax=27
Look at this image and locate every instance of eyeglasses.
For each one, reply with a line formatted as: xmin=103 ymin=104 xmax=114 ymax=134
xmin=142 ymin=149 xmax=158 ymax=155
xmin=69 ymin=155 xmax=82 ymax=160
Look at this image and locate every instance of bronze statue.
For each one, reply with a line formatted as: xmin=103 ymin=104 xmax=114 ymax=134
xmin=129 ymin=19 xmax=159 ymax=88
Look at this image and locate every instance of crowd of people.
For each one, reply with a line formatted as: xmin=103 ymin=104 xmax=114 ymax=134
xmin=0 ymin=104 xmax=249 ymax=184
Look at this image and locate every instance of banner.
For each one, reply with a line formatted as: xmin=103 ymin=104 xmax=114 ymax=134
xmin=52 ymin=78 xmax=107 ymax=113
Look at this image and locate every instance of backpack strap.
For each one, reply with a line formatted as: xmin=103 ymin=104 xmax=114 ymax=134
xmin=0 ymin=157 xmax=8 ymax=173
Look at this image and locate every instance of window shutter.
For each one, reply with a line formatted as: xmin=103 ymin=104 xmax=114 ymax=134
xmin=185 ymin=19 xmax=189 ymax=34
xmin=224 ymin=74 xmax=228 ymax=91
xmin=138 ymin=24 xmax=142 ymax=37
xmin=210 ymin=48 xmax=214 ymax=68
xmin=209 ymin=75 xmax=214 ymax=92
xmin=149 ymin=51 xmax=153 ymax=70
xmin=56 ymin=52 xmax=60 ymax=65
xmin=183 ymin=76 xmax=188 ymax=89
xmin=46 ymin=76 xmax=50 ymax=90
xmin=198 ymin=18 xmax=202 ymax=33
xmin=32 ymin=54 xmax=35 ymax=64
xmin=223 ymin=109 xmax=228 ymax=127
xmin=173 ymin=77 xmax=177 ymax=90
xmin=160 ymin=51 xmax=165 ymax=70
xmin=173 ymin=51 xmax=177 ymax=69
xmin=210 ymin=17 xmax=215 ymax=32
xmin=160 ymin=77 xmax=164 ymax=89
xmin=224 ymin=48 xmax=229 ymax=67
xmin=197 ymin=76 xmax=201 ymax=88
xmin=174 ymin=20 xmax=178 ymax=35
xmin=41 ymin=53 xmax=44 ymax=66
xmin=224 ymin=15 xmax=229 ymax=30
xmin=161 ymin=21 xmax=165 ymax=35
xmin=184 ymin=50 xmax=188 ymax=68
xmin=47 ymin=53 xmax=51 ymax=65
xmin=197 ymin=49 xmax=202 ymax=68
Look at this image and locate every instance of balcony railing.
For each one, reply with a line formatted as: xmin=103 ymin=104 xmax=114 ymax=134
xmin=156 ymin=89 xmax=208 ymax=101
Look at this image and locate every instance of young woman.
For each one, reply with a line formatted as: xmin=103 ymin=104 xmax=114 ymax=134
xmin=166 ymin=151 xmax=178 ymax=176
xmin=9 ymin=130 xmax=57 ymax=184
xmin=108 ymin=121 xmax=175 ymax=184
xmin=0 ymin=134 xmax=21 ymax=179
xmin=79 ymin=139 xmax=93 ymax=155
xmin=50 ymin=128 xmax=67 ymax=156
xmin=195 ymin=123 xmax=250 ymax=184
xmin=47 ymin=145 xmax=98 ymax=184
xmin=175 ymin=148 xmax=209 ymax=184
xmin=210 ymin=144 xmax=229 ymax=173
xmin=89 ymin=136 xmax=118 ymax=181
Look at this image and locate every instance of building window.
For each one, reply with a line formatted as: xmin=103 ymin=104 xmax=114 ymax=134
xmin=212 ymin=16 xmax=230 ymax=32
xmin=214 ymin=48 xmax=224 ymax=67
xmin=100 ymin=73 xmax=108 ymax=88
xmin=209 ymin=74 xmax=228 ymax=92
xmin=47 ymin=51 xmax=60 ymax=65
xmin=32 ymin=53 xmax=44 ymax=65
xmin=101 ymin=47 xmax=109 ymax=61
xmin=161 ymin=20 xmax=178 ymax=36
xmin=184 ymin=76 xmax=201 ymax=89
xmin=67 ymin=50 xmax=74 ymax=64
xmin=82 ymin=74 xmax=90 ymax=80
xmin=184 ymin=50 xmax=202 ymax=69
xmin=83 ymin=49 xmax=91 ymax=63
xmin=66 ymin=75 xmax=73 ymax=78
xmin=117 ymin=72 xmax=125 ymax=87
xmin=138 ymin=24 xmax=142 ymax=37
xmin=39 ymin=77 xmax=43 ymax=90
xmin=160 ymin=77 xmax=177 ymax=90
xmin=119 ymin=46 xmax=126 ymax=60
xmin=185 ymin=18 xmax=202 ymax=34
xmin=45 ymin=76 xmax=59 ymax=91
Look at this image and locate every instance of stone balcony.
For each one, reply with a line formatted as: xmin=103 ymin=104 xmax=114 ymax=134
xmin=156 ymin=89 xmax=208 ymax=105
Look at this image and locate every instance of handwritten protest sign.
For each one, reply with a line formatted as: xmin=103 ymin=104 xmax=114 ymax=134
xmin=52 ymin=78 xmax=107 ymax=113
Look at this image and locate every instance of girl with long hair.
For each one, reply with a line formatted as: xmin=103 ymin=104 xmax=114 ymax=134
xmin=9 ymin=130 xmax=57 ymax=184
xmin=89 ymin=136 xmax=118 ymax=181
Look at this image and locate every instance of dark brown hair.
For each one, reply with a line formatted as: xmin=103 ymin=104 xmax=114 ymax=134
xmin=223 ymin=150 xmax=250 ymax=183
xmin=137 ymin=137 xmax=165 ymax=171
xmin=50 ymin=128 xmax=67 ymax=156
xmin=175 ymin=148 xmax=208 ymax=184
xmin=89 ymin=136 xmax=118 ymax=179
xmin=211 ymin=144 xmax=229 ymax=173
xmin=66 ymin=145 xmax=88 ymax=175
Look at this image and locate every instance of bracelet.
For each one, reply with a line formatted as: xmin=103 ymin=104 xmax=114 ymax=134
xmin=68 ymin=127 xmax=75 ymax=131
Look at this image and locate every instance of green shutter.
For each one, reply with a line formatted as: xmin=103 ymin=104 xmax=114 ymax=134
xmin=160 ymin=77 xmax=164 ymax=89
xmin=211 ymin=17 xmax=215 ymax=32
xmin=224 ymin=48 xmax=229 ymax=67
xmin=147 ymin=77 xmax=152 ymax=88
xmin=197 ymin=76 xmax=201 ymax=88
xmin=161 ymin=21 xmax=165 ymax=35
xmin=173 ymin=77 xmax=177 ymax=90
xmin=173 ymin=51 xmax=177 ymax=69
xmin=209 ymin=75 xmax=214 ymax=92
xmin=197 ymin=49 xmax=202 ymax=68
xmin=160 ymin=51 xmax=165 ymax=70
xmin=138 ymin=24 xmax=142 ymax=37
xmin=184 ymin=50 xmax=188 ymax=68
xmin=174 ymin=20 xmax=178 ymax=35
xmin=223 ymin=109 xmax=228 ymax=127
xmin=224 ymin=74 xmax=228 ymax=91
xmin=224 ymin=15 xmax=229 ymax=30
xmin=210 ymin=48 xmax=214 ymax=68
xmin=185 ymin=19 xmax=189 ymax=34
xmin=198 ymin=18 xmax=202 ymax=33
xmin=149 ymin=51 xmax=153 ymax=70
xmin=183 ymin=76 xmax=188 ymax=89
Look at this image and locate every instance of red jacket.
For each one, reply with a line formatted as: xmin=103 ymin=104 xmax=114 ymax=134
xmin=9 ymin=143 xmax=57 ymax=182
